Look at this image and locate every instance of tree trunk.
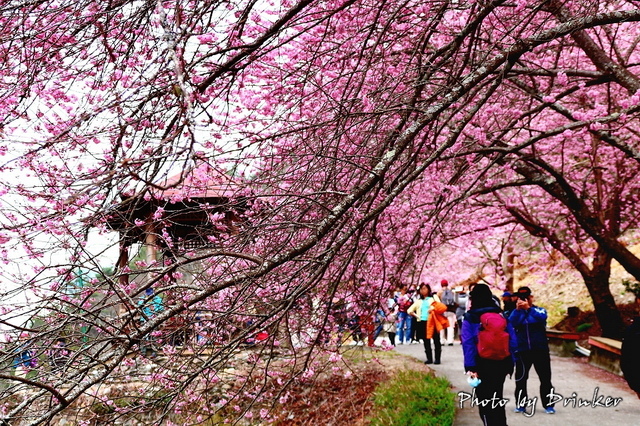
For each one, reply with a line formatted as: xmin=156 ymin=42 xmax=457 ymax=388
xmin=502 ymin=248 xmax=515 ymax=293
xmin=581 ymin=247 xmax=624 ymax=339
xmin=583 ymin=275 xmax=624 ymax=339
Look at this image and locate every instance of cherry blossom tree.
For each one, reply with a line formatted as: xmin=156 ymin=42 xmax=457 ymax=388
xmin=1 ymin=0 xmax=640 ymax=423
xmin=371 ymin=0 xmax=640 ymax=338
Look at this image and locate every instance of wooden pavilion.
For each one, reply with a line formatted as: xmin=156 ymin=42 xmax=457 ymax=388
xmin=103 ymin=163 xmax=248 ymax=292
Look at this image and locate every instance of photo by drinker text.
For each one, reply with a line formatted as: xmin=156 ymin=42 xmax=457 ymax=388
xmin=458 ymin=387 xmax=623 ymax=416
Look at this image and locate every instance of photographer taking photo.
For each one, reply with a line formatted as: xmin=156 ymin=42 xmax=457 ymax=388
xmin=508 ymin=286 xmax=556 ymax=415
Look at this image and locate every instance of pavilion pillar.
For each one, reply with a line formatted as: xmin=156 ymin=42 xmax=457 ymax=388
xmin=145 ymin=216 xmax=158 ymax=264
xmin=116 ymin=235 xmax=130 ymax=316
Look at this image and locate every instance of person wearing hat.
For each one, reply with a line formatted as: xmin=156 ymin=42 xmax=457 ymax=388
xmin=508 ymin=286 xmax=556 ymax=415
xmin=501 ymin=291 xmax=516 ymax=315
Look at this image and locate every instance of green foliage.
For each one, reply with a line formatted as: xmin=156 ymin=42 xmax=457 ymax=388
xmin=622 ymin=279 xmax=640 ymax=299
xmin=129 ymin=245 xmax=148 ymax=270
xmin=546 ymin=300 xmax=567 ymax=327
xmin=99 ymin=266 xmax=115 ymax=278
xmin=368 ymin=370 xmax=455 ymax=426
xmin=577 ymin=323 xmax=593 ymax=332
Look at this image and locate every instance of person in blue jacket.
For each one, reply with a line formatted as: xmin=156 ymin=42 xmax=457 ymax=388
xmin=508 ymin=286 xmax=556 ymax=414
xmin=462 ymin=283 xmax=517 ymax=426
xmin=138 ymin=287 xmax=164 ymax=357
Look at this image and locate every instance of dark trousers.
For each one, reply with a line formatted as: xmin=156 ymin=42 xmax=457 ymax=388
xmin=411 ymin=316 xmax=418 ymax=342
xmin=424 ymin=331 xmax=441 ymax=362
xmin=388 ymin=332 xmax=396 ymax=346
xmin=514 ymin=350 xmax=554 ymax=409
xmin=476 ymin=358 xmax=510 ymax=426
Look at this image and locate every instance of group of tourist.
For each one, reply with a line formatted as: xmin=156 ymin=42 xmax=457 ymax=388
xmin=382 ymin=280 xmax=459 ymax=365
xmin=382 ymin=280 xmax=555 ymax=425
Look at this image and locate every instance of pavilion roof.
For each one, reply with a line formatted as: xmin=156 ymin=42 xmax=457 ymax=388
xmin=147 ymin=163 xmax=241 ymax=201
xmin=100 ymin=163 xmax=247 ymax=236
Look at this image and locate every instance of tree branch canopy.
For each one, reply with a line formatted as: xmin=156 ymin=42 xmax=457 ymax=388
xmin=1 ymin=0 xmax=640 ymax=423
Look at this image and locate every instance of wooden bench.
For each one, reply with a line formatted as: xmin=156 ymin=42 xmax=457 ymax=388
xmin=546 ymin=329 xmax=581 ymax=357
xmin=588 ymin=336 xmax=622 ymax=376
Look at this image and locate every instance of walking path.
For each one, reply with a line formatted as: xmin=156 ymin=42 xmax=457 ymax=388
xmin=394 ymin=341 xmax=639 ymax=425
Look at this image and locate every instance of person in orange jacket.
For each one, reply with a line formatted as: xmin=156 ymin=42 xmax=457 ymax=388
xmin=426 ymin=291 xmax=449 ymax=364
xmin=409 ymin=283 xmax=448 ymax=364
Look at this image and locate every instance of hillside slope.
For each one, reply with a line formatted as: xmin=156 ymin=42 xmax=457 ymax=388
xmin=510 ymin=244 xmax=640 ymax=335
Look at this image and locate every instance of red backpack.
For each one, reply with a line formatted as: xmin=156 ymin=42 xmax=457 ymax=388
xmin=477 ymin=312 xmax=510 ymax=360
